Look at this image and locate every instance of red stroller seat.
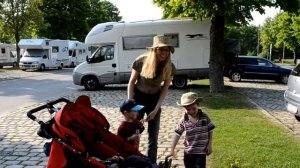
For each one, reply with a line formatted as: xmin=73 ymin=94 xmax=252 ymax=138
xmin=28 ymin=95 xmax=141 ymax=168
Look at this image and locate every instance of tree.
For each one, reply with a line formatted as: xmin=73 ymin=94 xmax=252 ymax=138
xmin=154 ymin=0 xmax=299 ymax=93
xmin=272 ymin=12 xmax=299 ymax=63
xmin=40 ymin=0 xmax=90 ymax=41
xmin=40 ymin=0 xmax=121 ymax=42
xmin=259 ymin=17 xmax=277 ymax=60
xmin=87 ymin=0 xmax=121 ymax=29
xmin=225 ymin=25 xmax=259 ymax=56
xmin=0 ymin=0 xmax=43 ymax=66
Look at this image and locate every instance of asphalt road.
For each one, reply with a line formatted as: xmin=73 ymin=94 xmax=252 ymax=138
xmin=0 ymin=69 xmax=81 ymax=116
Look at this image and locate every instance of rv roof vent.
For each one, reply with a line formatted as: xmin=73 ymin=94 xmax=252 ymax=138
xmin=104 ymin=25 xmax=113 ymax=32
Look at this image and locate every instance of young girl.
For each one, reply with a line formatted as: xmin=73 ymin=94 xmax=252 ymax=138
xmin=168 ymin=92 xmax=215 ymax=168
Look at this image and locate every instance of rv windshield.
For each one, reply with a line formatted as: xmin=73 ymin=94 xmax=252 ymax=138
xmin=24 ymin=49 xmax=47 ymax=57
xmin=90 ymin=45 xmax=114 ymax=63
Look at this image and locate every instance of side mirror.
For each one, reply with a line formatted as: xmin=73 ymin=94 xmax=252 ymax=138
xmin=86 ymin=55 xmax=91 ymax=63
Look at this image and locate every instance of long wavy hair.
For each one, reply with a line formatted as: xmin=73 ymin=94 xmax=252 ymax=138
xmin=141 ymin=48 xmax=172 ymax=80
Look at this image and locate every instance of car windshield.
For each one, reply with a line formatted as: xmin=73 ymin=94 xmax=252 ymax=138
xmin=24 ymin=49 xmax=45 ymax=57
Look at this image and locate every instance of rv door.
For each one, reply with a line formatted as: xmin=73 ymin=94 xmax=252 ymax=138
xmin=90 ymin=45 xmax=116 ymax=84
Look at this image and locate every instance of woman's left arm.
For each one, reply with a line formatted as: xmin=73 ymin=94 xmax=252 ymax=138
xmin=145 ymin=77 xmax=172 ymax=121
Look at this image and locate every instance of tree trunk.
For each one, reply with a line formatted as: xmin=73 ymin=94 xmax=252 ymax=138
xmin=209 ymin=0 xmax=225 ymax=93
xmin=293 ymin=50 xmax=296 ymax=65
xmin=282 ymin=44 xmax=285 ymax=64
xmin=15 ymin=31 xmax=21 ymax=67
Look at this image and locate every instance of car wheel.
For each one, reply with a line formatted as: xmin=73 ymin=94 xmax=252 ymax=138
xmin=281 ymin=75 xmax=289 ymax=84
xmin=230 ymin=72 xmax=241 ymax=82
xmin=58 ymin=63 xmax=63 ymax=70
xmin=39 ymin=64 xmax=45 ymax=71
xmin=83 ymin=76 xmax=99 ymax=91
xmin=12 ymin=62 xmax=17 ymax=68
xmin=295 ymin=115 xmax=300 ymax=122
xmin=172 ymin=76 xmax=187 ymax=89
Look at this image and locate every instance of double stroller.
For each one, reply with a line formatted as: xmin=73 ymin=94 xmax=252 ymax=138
xmin=27 ymin=95 xmax=173 ymax=168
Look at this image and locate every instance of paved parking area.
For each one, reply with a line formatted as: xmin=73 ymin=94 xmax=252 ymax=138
xmin=225 ymin=78 xmax=300 ymax=136
xmin=1 ymin=70 xmax=300 ymax=167
xmin=0 ymin=87 xmax=187 ymax=167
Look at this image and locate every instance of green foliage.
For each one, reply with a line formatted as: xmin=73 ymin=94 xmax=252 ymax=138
xmin=39 ymin=0 xmax=121 ymax=42
xmin=0 ymin=0 xmax=42 ymax=43
xmin=260 ymin=12 xmax=300 ymax=61
xmin=39 ymin=0 xmax=91 ymax=41
xmin=87 ymin=0 xmax=121 ymax=29
xmin=225 ymin=25 xmax=258 ymax=55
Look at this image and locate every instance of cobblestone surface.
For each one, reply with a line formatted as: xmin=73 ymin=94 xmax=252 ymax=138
xmin=225 ymin=78 xmax=300 ymax=136
xmin=0 ymin=86 xmax=188 ymax=167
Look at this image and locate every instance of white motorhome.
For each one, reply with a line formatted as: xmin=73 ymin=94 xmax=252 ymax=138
xmin=0 ymin=43 xmax=17 ymax=68
xmin=18 ymin=39 xmax=69 ymax=71
xmin=68 ymin=40 xmax=90 ymax=67
xmin=73 ymin=19 xmax=210 ymax=90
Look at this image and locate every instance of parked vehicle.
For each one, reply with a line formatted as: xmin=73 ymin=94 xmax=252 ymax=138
xmin=284 ymin=63 xmax=300 ymax=121
xmin=68 ymin=41 xmax=90 ymax=67
xmin=224 ymin=56 xmax=292 ymax=84
xmin=0 ymin=43 xmax=17 ymax=68
xmin=18 ymin=39 xmax=69 ymax=71
xmin=73 ymin=19 xmax=211 ymax=90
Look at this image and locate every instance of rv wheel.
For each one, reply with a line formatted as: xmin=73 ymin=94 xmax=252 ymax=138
xmin=39 ymin=64 xmax=46 ymax=71
xmin=0 ymin=66 xmax=3 ymax=69
xmin=173 ymin=76 xmax=187 ymax=89
xmin=22 ymin=69 xmax=26 ymax=71
xmin=71 ymin=62 xmax=75 ymax=68
xmin=83 ymin=76 xmax=99 ymax=91
xmin=12 ymin=62 xmax=17 ymax=68
xmin=58 ymin=63 xmax=63 ymax=70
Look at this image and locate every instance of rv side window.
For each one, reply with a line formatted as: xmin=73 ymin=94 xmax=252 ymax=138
xmin=123 ymin=35 xmax=155 ymax=50
xmin=79 ymin=50 xmax=82 ymax=54
xmin=1 ymin=48 xmax=5 ymax=54
xmin=83 ymin=49 xmax=86 ymax=53
xmin=52 ymin=46 xmax=59 ymax=53
xmin=164 ymin=33 xmax=179 ymax=47
xmin=92 ymin=45 xmax=114 ymax=63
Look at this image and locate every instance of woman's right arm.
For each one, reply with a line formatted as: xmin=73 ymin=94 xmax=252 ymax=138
xmin=127 ymin=69 xmax=139 ymax=100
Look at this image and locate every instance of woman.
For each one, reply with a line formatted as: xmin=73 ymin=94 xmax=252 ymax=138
xmin=127 ymin=35 xmax=176 ymax=163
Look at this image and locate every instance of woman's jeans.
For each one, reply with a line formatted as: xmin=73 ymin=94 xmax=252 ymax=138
xmin=134 ymin=87 xmax=161 ymax=164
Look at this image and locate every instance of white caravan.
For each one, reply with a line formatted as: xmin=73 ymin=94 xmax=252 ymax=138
xmin=0 ymin=43 xmax=17 ymax=68
xmin=68 ymin=40 xmax=90 ymax=67
xmin=73 ymin=19 xmax=211 ymax=90
xmin=18 ymin=39 xmax=69 ymax=71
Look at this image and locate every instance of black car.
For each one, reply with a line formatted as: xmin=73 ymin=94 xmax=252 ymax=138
xmin=224 ymin=56 xmax=292 ymax=84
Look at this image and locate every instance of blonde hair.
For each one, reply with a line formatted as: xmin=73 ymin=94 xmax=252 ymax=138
xmin=141 ymin=49 xmax=172 ymax=80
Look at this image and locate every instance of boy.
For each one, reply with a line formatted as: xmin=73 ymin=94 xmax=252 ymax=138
xmin=118 ymin=99 xmax=145 ymax=149
xmin=168 ymin=92 xmax=215 ymax=168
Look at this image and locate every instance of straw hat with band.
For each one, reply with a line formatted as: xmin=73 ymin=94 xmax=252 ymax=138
xmin=147 ymin=35 xmax=175 ymax=54
xmin=177 ymin=92 xmax=203 ymax=107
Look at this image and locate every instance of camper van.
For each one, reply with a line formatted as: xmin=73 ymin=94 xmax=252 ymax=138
xmin=0 ymin=43 xmax=17 ymax=68
xmin=18 ymin=39 xmax=69 ymax=71
xmin=73 ymin=19 xmax=211 ymax=90
xmin=68 ymin=40 xmax=90 ymax=67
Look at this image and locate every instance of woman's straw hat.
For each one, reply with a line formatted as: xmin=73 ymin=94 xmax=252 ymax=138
xmin=147 ymin=35 xmax=175 ymax=53
xmin=177 ymin=92 xmax=203 ymax=106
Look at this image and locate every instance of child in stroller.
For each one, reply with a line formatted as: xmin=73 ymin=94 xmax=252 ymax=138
xmin=27 ymin=95 xmax=173 ymax=168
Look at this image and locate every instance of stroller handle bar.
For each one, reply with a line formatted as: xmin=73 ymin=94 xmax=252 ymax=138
xmin=27 ymin=97 xmax=70 ymax=122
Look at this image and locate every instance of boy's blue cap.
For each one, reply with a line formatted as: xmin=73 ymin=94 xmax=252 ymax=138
xmin=120 ymin=99 xmax=144 ymax=113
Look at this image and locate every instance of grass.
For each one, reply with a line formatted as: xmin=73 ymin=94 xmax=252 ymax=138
xmin=189 ymin=79 xmax=300 ymax=168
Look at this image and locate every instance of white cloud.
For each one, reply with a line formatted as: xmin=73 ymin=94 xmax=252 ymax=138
xmin=108 ymin=0 xmax=163 ymax=22
xmin=249 ymin=7 xmax=281 ymax=26
xmin=108 ymin=1 xmax=280 ymax=25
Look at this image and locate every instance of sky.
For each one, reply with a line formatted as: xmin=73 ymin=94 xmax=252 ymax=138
xmin=108 ymin=0 xmax=280 ymax=26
